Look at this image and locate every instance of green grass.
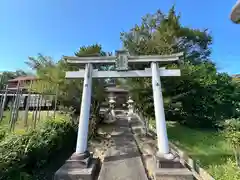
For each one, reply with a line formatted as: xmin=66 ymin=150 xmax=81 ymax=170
xmin=0 ymin=110 xmax=60 ymax=141
xmin=165 ymin=121 xmax=240 ymax=180
xmin=0 ymin=111 xmax=55 ymax=129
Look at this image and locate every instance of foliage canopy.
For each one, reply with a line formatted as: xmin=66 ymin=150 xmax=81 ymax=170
xmin=120 ymin=6 xmax=240 ymax=128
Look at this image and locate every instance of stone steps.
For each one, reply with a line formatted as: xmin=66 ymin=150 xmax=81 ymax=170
xmin=155 ymin=157 xmax=194 ymax=180
xmin=155 ymin=168 xmax=193 ymax=180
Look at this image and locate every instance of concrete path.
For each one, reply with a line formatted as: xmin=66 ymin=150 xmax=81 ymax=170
xmin=98 ymin=112 xmax=148 ymax=180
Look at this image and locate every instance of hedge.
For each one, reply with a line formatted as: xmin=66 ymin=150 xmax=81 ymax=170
xmin=0 ymin=115 xmax=77 ymax=180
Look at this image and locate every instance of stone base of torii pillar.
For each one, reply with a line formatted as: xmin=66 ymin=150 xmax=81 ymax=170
xmin=54 ymin=151 xmax=100 ymax=180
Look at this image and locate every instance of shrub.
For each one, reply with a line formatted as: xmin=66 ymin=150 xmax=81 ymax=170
xmin=0 ymin=115 xmax=77 ymax=180
xmin=223 ymin=118 xmax=240 ymax=167
xmin=0 ymin=127 xmax=7 ymax=141
xmin=209 ymin=158 xmax=240 ymax=180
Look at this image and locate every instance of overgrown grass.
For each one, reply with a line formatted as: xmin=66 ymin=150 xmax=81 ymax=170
xmin=149 ymin=119 xmax=239 ymax=179
xmin=0 ymin=111 xmax=61 ymax=139
xmin=164 ymin=121 xmax=240 ymax=180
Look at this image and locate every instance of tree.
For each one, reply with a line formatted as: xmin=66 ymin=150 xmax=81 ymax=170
xmin=74 ymin=44 xmax=109 ymax=117
xmin=120 ymin=6 xmax=240 ymax=128
xmin=26 ymin=44 xmax=108 ymax=116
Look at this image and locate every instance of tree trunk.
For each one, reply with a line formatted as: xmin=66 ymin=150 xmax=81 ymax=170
xmin=235 ymin=147 xmax=240 ymax=168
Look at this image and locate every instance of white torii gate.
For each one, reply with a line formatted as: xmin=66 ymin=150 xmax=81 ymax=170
xmin=65 ymin=50 xmax=183 ymax=159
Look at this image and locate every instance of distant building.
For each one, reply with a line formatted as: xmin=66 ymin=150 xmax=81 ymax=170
xmin=0 ymin=76 xmax=54 ymax=110
xmin=232 ymin=74 xmax=240 ymax=78
xmin=104 ymin=84 xmax=129 ymax=109
xmin=0 ymin=76 xmax=129 ymax=110
xmin=7 ymin=75 xmax=37 ymax=91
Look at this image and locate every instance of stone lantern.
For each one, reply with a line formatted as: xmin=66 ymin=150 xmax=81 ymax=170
xmin=109 ymin=96 xmax=116 ymax=109
xmin=103 ymin=95 xmax=116 ymax=123
xmin=127 ymin=96 xmax=134 ymax=116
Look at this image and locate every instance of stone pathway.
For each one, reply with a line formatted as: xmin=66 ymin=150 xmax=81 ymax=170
xmin=129 ymin=114 xmax=195 ymax=180
xmin=128 ymin=114 xmax=157 ymax=179
xmin=97 ymin=112 xmax=148 ymax=180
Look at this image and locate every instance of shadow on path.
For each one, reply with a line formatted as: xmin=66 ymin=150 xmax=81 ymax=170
xmin=98 ymin=113 xmax=148 ymax=180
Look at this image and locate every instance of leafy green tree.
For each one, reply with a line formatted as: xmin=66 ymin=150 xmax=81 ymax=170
xmin=26 ymin=44 xmax=108 ymax=117
xmin=120 ymin=6 xmax=240 ymax=128
xmin=73 ymin=44 xmax=109 ymax=117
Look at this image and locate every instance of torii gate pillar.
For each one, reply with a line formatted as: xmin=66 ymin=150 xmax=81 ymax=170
xmin=151 ymin=62 xmax=172 ymax=158
xmin=76 ymin=63 xmax=93 ymax=154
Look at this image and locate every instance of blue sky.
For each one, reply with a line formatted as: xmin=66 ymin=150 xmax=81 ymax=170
xmin=0 ymin=0 xmax=239 ymax=74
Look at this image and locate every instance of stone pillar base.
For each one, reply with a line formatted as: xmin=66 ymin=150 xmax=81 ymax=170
xmin=54 ymin=152 xmax=100 ymax=180
xmin=154 ymin=154 xmax=194 ymax=180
